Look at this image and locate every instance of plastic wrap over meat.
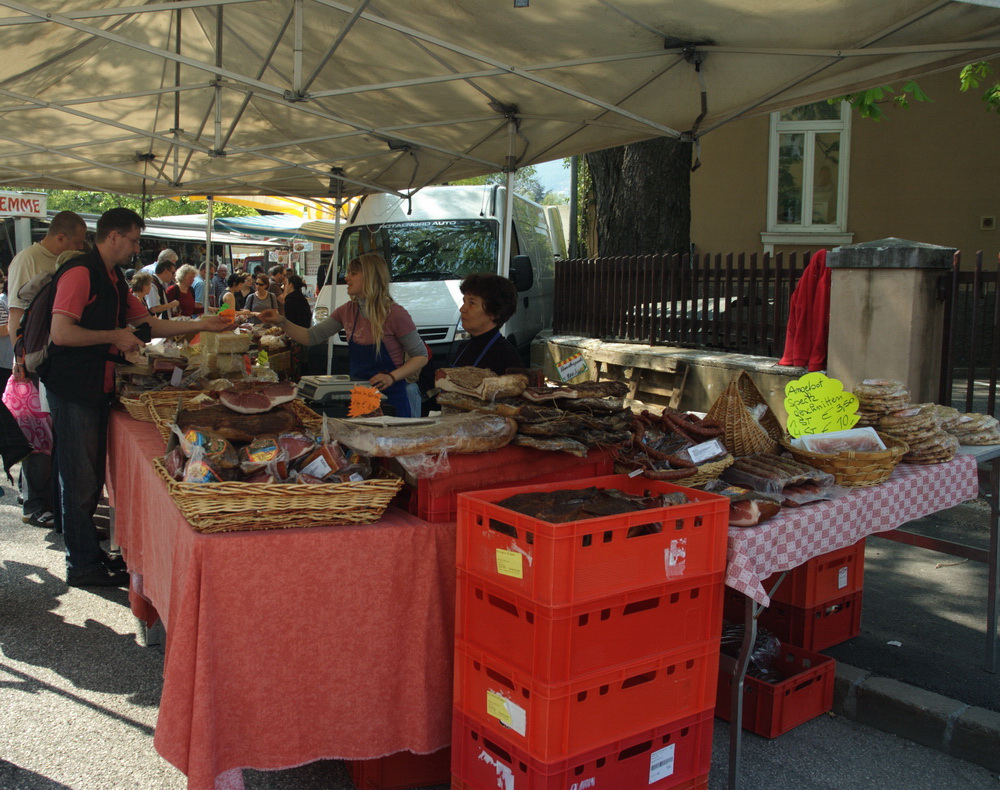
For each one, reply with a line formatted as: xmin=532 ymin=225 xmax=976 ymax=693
xmin=323 ymin=412 xmax=517 ymax=457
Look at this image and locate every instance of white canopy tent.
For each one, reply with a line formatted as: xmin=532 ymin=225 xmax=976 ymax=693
xmin=0 ymin=1 xmax=996 ymax=202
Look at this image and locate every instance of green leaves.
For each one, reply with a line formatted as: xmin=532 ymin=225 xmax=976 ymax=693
xmin=836 ymin=62 xmax=999 ymax=120
xmin=960 ymin=62 xmax=1000 ymax=113
xmin=835 ymin=80 xmax=932 ymax=121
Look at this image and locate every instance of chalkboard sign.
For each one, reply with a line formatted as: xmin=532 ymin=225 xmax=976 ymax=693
xmin=784 ymin=372 xmax=860 ymax=438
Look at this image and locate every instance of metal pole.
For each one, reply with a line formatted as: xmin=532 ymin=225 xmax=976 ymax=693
xmin=569 ymin=155 xmax=579 ymax=259
xmin=204 ymin=196 xmax=213 ymax=313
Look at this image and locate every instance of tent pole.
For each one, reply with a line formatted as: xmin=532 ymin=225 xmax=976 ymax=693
xmin=499 ymin=118 xmax=516 ymax=276
xmin=205 ymin=196 xmax=213 ymax=313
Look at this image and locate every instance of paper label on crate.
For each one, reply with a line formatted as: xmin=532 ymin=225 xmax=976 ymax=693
xmin=664 ymin=538 xmax=687 ymax=578
xmin=648 ymin=743 xmax=676 ymax=783
xmin=486 ymin=691 xmax=512 ymax=725
xmin=486 ymin=692 xmax=527 ymax=736
xmin=477 ymin=750 xmax=515 ymax=790
xmin=495 ymin=549 xmax=524 ymax=579
xmin=838 ymin=565 xmax=849 ymax=589
xmin=170 ymin=366 xmax=183 ymax=387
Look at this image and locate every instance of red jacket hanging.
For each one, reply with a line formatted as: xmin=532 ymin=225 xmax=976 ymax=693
xmin=778 ymin=249 xmax=830 ymax=372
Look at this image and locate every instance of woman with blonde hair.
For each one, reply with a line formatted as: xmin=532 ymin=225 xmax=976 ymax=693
xmin=259 ymin=252 xmax=427 ymax=416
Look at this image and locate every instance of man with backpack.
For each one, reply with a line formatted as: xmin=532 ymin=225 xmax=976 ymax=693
xmin=42 ymin=208 xmax=232 ymax=587
xmin=6 ymin=210 xmax=87 ymax=531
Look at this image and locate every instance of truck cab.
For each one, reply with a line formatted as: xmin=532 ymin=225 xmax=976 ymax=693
xmin=314 ymin=184 xmax=558 ymax=369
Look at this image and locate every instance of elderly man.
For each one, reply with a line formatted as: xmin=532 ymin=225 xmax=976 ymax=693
xmin=44 ymin=208 xmax=232 ymax=587
xmin=141 ymin=248 xmax=178 ymax=276
xmin=7 ymin=210 xmax=88 ymax=530
xmin=210 ymin=263 xmax=228 ymax=308
xmin=145 ymin=259 xmax=179 ymax=317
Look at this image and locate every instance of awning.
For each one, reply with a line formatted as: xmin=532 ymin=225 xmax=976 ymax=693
xmin=75 ymin=213 xmax=284 ymax=247
xmin=214 ymin=214 xmax=308 ymax=239
xmin=0 ymin=3 xmax=994 ymax=199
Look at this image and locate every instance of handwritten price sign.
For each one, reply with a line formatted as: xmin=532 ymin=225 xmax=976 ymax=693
xmin=784 ymin=372 xmax=860 ymax=437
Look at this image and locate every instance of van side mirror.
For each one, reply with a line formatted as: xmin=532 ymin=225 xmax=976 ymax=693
xmin=510 ymin=255 xmax=534 ymax=292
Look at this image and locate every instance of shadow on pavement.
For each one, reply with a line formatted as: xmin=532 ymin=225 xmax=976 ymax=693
xmin=0 ymin=559 xmax=163 ymax=708
xmin=0 ymin=759 xmax=75 ymax=789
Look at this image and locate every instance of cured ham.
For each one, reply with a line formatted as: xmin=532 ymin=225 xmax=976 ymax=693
xmin=521 ymin=381 xmax=628 ymax=401
xmin=219 ymin=382 xmax=298 ymax=414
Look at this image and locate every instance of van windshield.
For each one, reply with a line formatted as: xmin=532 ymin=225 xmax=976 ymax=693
xmin=339 ymin=220 xmax=498 ymax=282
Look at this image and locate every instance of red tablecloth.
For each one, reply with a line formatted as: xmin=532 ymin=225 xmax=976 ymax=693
xmin=107 ymin=411 xmax=456 ymax=790
xmin=725 ymin=455 xmax=979 ymax=605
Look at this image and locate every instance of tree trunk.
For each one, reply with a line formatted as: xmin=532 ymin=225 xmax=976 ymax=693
xmin=585 ymin=137 xmax=692 ymax=256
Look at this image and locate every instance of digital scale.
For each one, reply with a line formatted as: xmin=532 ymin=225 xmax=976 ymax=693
xmin=297 ymin=374 xmax=362 ymax=404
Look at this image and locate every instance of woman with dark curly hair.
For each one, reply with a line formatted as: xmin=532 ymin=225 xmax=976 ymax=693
xmin=452 ymin=273 xmax=523 ymax=375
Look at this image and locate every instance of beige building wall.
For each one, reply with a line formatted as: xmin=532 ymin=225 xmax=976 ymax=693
xmin=691 ymin=67 xmax=999 ymax=262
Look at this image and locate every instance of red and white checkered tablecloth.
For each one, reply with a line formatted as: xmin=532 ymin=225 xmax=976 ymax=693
xmin=726 ymin=455 xmax=980 ymax=605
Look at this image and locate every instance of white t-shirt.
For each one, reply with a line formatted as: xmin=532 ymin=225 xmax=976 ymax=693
xmin=8 ymin=242 xmax=58 ymax=311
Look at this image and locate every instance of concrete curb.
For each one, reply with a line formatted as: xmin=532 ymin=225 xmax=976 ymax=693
xmin=834 ymin=662 xmax=1000 ymax=775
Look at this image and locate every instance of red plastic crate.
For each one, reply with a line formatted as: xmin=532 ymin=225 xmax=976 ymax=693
xmin=345 ymin=748 xmax=450 ymax=790
xmin=405 ymin=446 xmax=614 ymax=523
xmin=453 ymin=640 xmax=719 ymax=762
xmin=456 ymin=569 xmax=725 ymax=684
xmin=451 ymin=774 xmax=709 ymax=790
xmin=451 ymin=708 xmax=713 ymax=790
xmin=761 ymin=540 xmax=866 ymax=608
xmin=715 ymin=643 xmax=835 ymax=738
xmin=456 ymin=475 xmax=729 ymax=607
xmin=725 ymin=589 xmax=863 ymax=651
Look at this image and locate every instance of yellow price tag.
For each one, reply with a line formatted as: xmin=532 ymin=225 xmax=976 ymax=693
xmin=486 ymin=692 xmax=513 ymax=725
xmin=784 ymin=372 xmax=860 ymax=438
xmin=495 ymin=549 xmax=524 ymax=579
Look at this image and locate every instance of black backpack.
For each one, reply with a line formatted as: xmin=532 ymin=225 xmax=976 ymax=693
xmin=13 ymin=269 xmax=60 ymax=376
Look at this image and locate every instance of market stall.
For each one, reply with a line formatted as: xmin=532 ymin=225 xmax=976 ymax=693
xmin=106 ymin=355 xmax=994 ymax=790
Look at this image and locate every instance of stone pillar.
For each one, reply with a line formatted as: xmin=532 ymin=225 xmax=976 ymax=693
xmin=826 ymin=237 xmax=954 ymax=404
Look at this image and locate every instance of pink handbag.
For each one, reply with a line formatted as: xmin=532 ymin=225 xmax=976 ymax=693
xmin=2 ymin=377 xmax=52 ymax=455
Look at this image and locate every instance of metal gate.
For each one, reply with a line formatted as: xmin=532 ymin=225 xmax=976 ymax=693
xmin=939 ymin=251 xmax=1000 ymax=414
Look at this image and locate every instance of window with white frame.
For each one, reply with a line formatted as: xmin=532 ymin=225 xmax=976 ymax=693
xmin=764 ymin=101 xmax=852 ymax=245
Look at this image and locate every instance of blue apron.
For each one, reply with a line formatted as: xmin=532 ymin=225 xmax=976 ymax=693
xmin=348 ymin=303 xmax=412 ymax=417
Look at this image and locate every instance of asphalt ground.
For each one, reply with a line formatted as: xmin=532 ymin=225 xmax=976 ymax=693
xmin=1 ymin=465 xmax=999 ymax=790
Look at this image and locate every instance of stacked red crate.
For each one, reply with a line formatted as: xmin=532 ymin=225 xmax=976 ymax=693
xmin=453 ymin=475 xmax=729 ymax=789
xmin=718 ymin=540 xmax=864 ymax=737
xmin=724 ymin=540 xmax=866 ymax=651
xmin=398 ymin=445 xmax=614 ymax=523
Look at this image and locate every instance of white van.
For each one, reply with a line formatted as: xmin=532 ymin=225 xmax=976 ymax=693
xmin=313 ymin=184 xmax=560 ymax=369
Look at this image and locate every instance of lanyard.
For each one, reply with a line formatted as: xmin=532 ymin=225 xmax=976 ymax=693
xmin=456 ymin=330 xmax=501 ymax=368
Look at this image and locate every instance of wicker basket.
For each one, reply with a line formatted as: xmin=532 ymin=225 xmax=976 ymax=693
xmin=706 ymin=371 xmax=784 ymax=456
xmin=141 ymin=390 xmax=211 ymax=424
xmin=780 ymin=432 xmax=908 ymax=487
xmin=120 ymin=395 xmax=152 ymax=422
xmin=613 ymin=453 xmax=734 ymax=487
xmin=684 ymin=454 xmax=736 ymax=487
xmin=152 ymin=397 xmax=323 ymax=443
xmin=152 ymin=458 xmax=402 ymax=533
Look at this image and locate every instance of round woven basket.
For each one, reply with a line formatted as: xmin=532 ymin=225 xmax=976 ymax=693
xmin=780 ymin=432 xmax=908 ymax=487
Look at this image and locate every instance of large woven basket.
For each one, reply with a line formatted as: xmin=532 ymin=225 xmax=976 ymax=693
xmin=120 ymin=395 xmax=152 ymax=422
xmin=152 ymin=458 xmax=402 ymax=533
xmin=780 ymin=432 xmax=908 ymax=487
xmin=705 ymin=371 xmax=784 ymax=456
xmin=141 ymin=390 xmax=211 ymax=424
xmin=152 ymin=397 xmax=323 ymax=443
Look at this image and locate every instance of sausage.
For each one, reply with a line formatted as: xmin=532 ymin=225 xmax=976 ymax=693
xmin=643 ymin=466 xmax=698 ymax=481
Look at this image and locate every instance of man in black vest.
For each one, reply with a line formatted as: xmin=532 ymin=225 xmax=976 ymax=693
xmin=43 ymin=207 xmax=232 ymax=587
